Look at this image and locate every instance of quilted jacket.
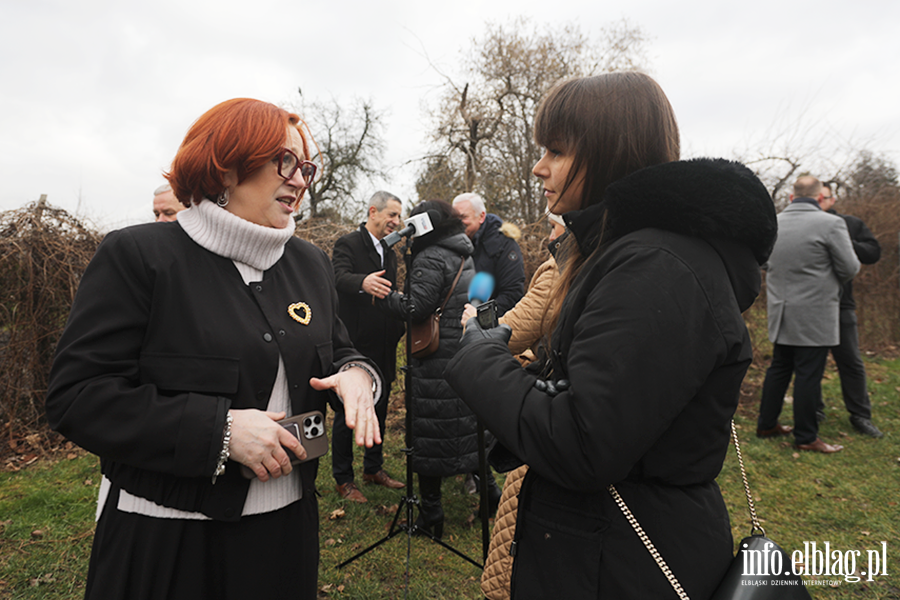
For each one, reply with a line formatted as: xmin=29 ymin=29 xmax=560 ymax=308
xmin=379 ymin=228 xmax=477 ymax=476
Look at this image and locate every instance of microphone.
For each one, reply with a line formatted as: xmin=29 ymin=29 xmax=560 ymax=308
xmin=467 ymin=272 xmax=495 ymax=307
xmin=467 ymin=272 xmax=498 ymax=329
xmin=383 ymin=209 xmax=441 ymax=248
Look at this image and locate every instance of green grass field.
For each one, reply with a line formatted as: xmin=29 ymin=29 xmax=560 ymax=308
xmin=2 ymin=357 xmax=898 ymax=599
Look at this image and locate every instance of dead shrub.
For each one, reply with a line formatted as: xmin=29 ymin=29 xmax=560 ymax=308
xmin=0 ymin=197 xmax=102 ymax=445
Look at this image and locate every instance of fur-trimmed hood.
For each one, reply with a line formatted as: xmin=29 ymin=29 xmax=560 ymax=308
xmin=564 ymin=158 xmax=777 ymax=266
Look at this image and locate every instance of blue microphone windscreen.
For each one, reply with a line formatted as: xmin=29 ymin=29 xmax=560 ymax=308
xmin=468 ymin=272 xmax=495 ymax=303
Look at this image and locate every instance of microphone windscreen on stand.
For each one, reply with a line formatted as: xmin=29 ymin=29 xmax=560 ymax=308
xmin=383 ymin=209 xmax=442 ymax=248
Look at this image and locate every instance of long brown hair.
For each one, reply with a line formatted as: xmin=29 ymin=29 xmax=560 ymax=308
xmin=536 ymin=72 xmax=680 ymax=335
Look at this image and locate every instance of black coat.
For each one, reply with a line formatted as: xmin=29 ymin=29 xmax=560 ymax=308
xmin=472 ymin=213 xmax=526 ymax=317
xmin=826 ymin=209 xmax=881 ymax=310
xmin=332 ymin=224 xmax=405 ymax=387
xmin=380 ymin=227 xmax=477 ymax=476
xmin=46 ymin=222 xmax=369 ymax=522
xmin=445 ymin=159 xmax=777 ymax=599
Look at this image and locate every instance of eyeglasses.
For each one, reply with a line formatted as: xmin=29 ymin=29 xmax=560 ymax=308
xmin=275 ymin=148 xmax=317 ymax=187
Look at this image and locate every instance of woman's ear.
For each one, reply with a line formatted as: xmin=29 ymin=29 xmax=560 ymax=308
xmin=223 ymin=170 xmax=238 ymax=190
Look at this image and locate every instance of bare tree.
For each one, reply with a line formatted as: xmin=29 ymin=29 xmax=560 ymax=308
xmin=292 ymin=95 xmax=388 ymax=222
xmin=833 ymin=150 xmax=899 ymax=201
xmin=415 ymin=154 xmax=465 ymax=202
xmin=417 ymin=17 xmax=649 ymax=223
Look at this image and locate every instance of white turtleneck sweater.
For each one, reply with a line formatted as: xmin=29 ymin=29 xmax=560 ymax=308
xmin=99 ymin=201 xmax=303 ymax=520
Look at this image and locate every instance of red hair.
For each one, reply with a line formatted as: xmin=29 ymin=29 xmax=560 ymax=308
xmin=165 ymin=98 xmax=309 ymax=207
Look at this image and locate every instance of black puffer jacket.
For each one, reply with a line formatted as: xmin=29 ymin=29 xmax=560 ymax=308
xmin=472 ymin=214 xmax=526 ymax=317
xmin=446 ymin=158 xmax=777 ymax=599
xmin=380 ymin=226 xmax=477 ymax=476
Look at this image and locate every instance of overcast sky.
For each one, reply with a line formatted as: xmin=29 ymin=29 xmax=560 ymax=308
xmin=2 ymin=0 xmax=898 ymax=231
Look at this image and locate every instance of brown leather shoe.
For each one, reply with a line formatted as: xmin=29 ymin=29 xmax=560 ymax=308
xmin=756 ymin=423 xmax=794 ymax=438
xmin=336 ymin=482 xmax=368 ymax=503
xmin=362 ymin=470 xmax=405 ymax=489
xmin=794 ymin=438 xmax=844 ymax=453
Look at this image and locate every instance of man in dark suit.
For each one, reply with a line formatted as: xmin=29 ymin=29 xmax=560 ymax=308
xmin=816 ymin=183 xmax=883 ymax=437
xmin=331 ymin=191 xmax=406 ymax=502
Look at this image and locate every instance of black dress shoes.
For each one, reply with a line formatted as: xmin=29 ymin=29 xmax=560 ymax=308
xmin=850 ymin=416 xmax=884 ymax=438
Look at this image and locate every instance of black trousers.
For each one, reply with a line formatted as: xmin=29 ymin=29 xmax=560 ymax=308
xmin=332 ymin=381 xmax=389 ymax=484
xmin=817 ymin=309 xmax=872 ymax=419
xmin=758 ymin=344 xmax=829 ymax=445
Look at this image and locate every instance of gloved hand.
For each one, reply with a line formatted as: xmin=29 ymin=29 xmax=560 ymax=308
xmin=459 ymin=316 xmax=512 ymax=349
xmin=533 ymin=378 xmax=570 ymax=396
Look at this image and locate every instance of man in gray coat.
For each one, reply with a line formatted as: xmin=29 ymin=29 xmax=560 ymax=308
xmin=757 ymin=176 xmax=860 ymax=453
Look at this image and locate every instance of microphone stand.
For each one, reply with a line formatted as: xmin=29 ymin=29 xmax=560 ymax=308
xmin=336 ymin=234 xmax=482 ymax=596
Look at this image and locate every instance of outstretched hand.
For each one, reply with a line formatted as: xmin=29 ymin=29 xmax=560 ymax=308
xmin=310 ymin=368 xmax=381 ymax=448
xmin=361 ymin=270 xmax=392 ymax=299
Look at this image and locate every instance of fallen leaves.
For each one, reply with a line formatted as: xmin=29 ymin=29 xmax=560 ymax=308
xmin=29 ymin=574 xmax=56 ymax=587
xmin=319 ymin=583 xmax=345 ymax=594
xmin=329 ymin=508 xmax=345 ymax=521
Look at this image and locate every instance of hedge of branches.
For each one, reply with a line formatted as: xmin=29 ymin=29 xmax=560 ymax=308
xmin=1 ymin=195 xmax=895 ymax=452
xmin=846 ymin=187 xmax=900 ymax=350
xmin=0 ymin=198 xmax=102 ymax=452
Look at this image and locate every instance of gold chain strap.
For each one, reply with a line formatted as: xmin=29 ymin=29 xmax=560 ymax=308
xmin=730 ymin=420 xmax=765 ymax=536
xmin=607 ymin=483 xmax=690 ymax=600
xmin=609 ymin=419 xmax=763 ymax=599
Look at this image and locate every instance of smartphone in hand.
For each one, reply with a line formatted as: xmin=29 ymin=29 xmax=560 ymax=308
xmin=240 ymin=411 xmax=328 ymax=479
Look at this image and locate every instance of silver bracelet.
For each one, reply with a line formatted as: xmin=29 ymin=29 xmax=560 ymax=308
xmin=341 ymin=362 xmax=379 ymax=397
xmin=212 ymin=411 xmax=233 ymax=484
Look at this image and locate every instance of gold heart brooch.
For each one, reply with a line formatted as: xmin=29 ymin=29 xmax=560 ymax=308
xmin=288 ymin=302 xmax=312 ymax=325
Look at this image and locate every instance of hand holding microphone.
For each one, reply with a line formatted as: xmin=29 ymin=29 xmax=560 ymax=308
xmin=460 ymin=272 xmax=511 ymax=348
xmin=461 ymin=272 xmax=497 ymax=328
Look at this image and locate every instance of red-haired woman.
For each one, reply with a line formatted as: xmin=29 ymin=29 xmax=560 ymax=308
xmin=46 ymin=98 xmax=381 ymax=600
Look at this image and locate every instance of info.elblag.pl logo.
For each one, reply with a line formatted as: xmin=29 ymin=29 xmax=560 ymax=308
xmin=743 ymin=541 xmax=889 ymax=583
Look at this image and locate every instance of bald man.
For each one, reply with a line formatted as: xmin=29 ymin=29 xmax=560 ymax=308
xmin=153 ymin=184 xmax=185 ymax=222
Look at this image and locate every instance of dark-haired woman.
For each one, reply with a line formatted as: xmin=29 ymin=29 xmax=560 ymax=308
xmin=445 ymin=72 xmax=777 ymax=598
xmin=377 ymin=199 xmax=488 ymax=538
xmin=46 ymin=98 xmax=381 ymax=600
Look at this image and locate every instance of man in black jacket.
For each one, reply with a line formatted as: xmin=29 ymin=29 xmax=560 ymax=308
xmin=452 ymin=193 xmax=525 ymax=317
xmin=817 ymin=183 xmax=883 ymax=437
xmin=331 ymin=191 xmax=407 ymax=502
xmin=453 ymin=192 xmax=525 ymax=495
